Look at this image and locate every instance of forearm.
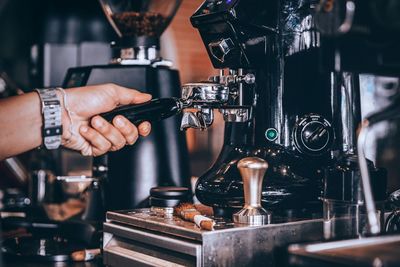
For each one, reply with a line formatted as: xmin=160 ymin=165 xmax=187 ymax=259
xmin=0 ymin=92 xmax=43 ymax=160
xmin=0 ymin=84 xmax=152 ymax=160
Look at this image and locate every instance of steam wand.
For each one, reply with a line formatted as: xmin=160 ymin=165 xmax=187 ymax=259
xmin=357 ymin=99 xmax=400 ymax=235
xmin=357 ymin=126 xmax=380 ymax=235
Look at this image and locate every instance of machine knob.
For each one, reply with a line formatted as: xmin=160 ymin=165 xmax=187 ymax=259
xmin=293 ymin=114 xmax=334 ymax=156
xmin=233 ymin=157 xmax=272 ymax=225
xmin=208 ymin=38 xmax=235 ymax=63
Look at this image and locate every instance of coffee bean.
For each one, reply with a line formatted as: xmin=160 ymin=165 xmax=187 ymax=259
xmin=112 ymin=12 xmax=167 ymax=37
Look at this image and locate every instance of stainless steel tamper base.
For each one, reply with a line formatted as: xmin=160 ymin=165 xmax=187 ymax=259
xmin=233 ymin=206 xmax=272 ymax=225
xmin=234 ymin=157 xmax=271 ymax=226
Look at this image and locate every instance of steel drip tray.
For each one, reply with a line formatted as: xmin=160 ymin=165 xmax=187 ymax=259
xmin=288 ymin=235 xmax=400 ymax=267
xmin=103 ymin=208 xmax=324 ymax=267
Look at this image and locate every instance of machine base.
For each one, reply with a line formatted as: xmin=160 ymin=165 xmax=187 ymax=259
xmin=103 ymin=208 xmax=324 ymax=267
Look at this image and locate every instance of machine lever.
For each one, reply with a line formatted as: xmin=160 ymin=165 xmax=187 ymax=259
xmin=101 ymin=98 xmax=183 ymax=125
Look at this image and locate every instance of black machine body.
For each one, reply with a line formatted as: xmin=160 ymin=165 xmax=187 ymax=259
xmin=188 ymin=0 xmax=339 ymax=217
xmin=315 ymin=0 xmax=400 ymax=74
xmin=187 ymin=0 xmax=397 ymax=217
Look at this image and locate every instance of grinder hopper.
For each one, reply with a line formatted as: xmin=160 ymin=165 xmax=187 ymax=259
xmin=99 ymin=0 xmax=182 ymax=43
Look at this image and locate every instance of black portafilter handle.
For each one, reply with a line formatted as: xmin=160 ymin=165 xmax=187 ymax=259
xmin=101 ymin=97 xmax=183 ymax=124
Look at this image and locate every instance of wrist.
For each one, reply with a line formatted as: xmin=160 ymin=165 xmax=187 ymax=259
xmin=56 ymin=89 xmax=74 ymax=145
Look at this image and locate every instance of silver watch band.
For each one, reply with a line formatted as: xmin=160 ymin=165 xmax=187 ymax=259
xmin=36 ymin=88 xmax=63 ymax=150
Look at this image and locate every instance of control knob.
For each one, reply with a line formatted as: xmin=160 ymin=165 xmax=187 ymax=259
xmin=293 ymin=114 xmax=334 ymax=156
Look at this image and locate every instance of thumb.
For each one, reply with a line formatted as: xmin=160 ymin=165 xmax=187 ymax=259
xmin=113 ymin=85 xmax=152 ymax=106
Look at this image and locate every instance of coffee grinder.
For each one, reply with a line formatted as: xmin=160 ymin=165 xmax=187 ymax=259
xmin=63 ymin=0 xmax=190 ymax=211
xmin=96 ymin=0 xmax=338 ymax=218
xmin=184 ymin=0 xmax=336 ymax=218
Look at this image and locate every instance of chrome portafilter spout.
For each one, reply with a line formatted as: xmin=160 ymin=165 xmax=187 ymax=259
xmin=233 ymin=157 xmax=272 ymax=226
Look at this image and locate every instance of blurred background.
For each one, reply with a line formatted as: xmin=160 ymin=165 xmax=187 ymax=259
xmin=0 ymin=0 xmax=224 ymax=195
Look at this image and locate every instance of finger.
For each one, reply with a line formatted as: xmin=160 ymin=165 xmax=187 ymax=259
xmin=112 ymin=84 xmax=152 ymax=105
xmin=113 ymin=115 xmax=139 ymax=145
xmin=91 ymin=115 xmax=126 ymax=151
xmin=138 ymin=121 xmax=151 ymax=137
xmin=79 ymin=125 xmax=112 ymax=156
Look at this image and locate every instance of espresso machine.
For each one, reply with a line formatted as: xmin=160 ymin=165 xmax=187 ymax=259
xmin=101 ymin=0 xmax=337 ymax=217
xmin=101 ymin=0 xmax=400 ymax=266
xmin=101 ymin=1 xmax=329 ymax=266
xmin=63 ymin=0 xmax=190 ymax=211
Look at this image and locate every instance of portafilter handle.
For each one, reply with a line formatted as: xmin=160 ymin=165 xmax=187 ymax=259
xmin=101 ymin=98 xmax=183 ymax=125
xmin=233 ymin=157 xmax=272 ymax=225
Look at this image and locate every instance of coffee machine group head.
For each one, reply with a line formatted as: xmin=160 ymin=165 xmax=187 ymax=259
xmin=179 ymin=72 xmax=255 ymax=130
xmin=178 ymin=0 xmax=279 ymax=132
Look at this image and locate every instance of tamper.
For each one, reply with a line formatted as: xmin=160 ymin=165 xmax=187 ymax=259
xmin=233 ymin=157 xmax=272 ymax=225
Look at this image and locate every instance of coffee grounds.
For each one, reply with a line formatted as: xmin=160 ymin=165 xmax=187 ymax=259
xmin=112 ymin=12 xmax=167 ymax=37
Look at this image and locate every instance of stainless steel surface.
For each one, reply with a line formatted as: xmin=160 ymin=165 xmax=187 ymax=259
xmin=180 ymin=71 xmax=255 ymax=129
xmin=120 ymin=46 xmax=157 ymax=61
xmin=357 ymin=126 xmax=380 ymax=235
xmin=238 ymin=68 xmax=244 ymax=106
xmin=150 ymin=206 xmax=174 ymax=218
xmin=29 ymin=169 xmax=56 ymax=205
xmin=290 ymin=235 xmax=400 ymax=253
xmin=288 ymin=235 xmax=400 ymax=267
xmin=103 ymin=222 xmax=201 ymax=267
xmin=326 ymin=71 xmax=363 ymax=167
xmin=180 ymin=81 xmax=241 ymax=129
xmin=106 ymin=209 xmax=203 ymax=241
xmin=103 ymin=209 xmax=324 ymax=267
xmin=220 ymin=108 xmax=250 ymax=123
xmin=112 ymin=47 xmax=174 ymax=67
xmin=56 ymin=176 xmax=95 ymax=196
xmin=181 ymin=82 xmax=229 ymax=104
xmin=216 ymin=72 xmax=256 ymax=86
xmin=180 ymin=108 xmax=214 ymax=130
xmin=232 ymin=208 xmax=272 ymax=225
xmin=339 ymin=72 xmax=358 ymax=155
xmin=4 ymin=157 xmax=29 ymax=184
xmin=198 ymin=108 xmax=214 ymax=127
xmin=180 ymin=111 xmax=205 ymax=130
xmin=337 ymin=0 xmax=356 ymax=34
xmin=233 ymin=157 xmax=271 ymax=226
xmin=322 ymin=199 xmax=385 ymax=240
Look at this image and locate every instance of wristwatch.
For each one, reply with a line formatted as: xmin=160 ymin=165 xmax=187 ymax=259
xmin=36 ymin=88 xmax=63 ymax=150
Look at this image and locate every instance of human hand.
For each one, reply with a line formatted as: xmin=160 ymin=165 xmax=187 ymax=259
xmin=60 ymin=84 xmax=152 ymax=156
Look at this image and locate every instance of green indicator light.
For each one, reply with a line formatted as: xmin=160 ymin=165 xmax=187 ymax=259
xmin=265 ymin=128 xmax=278 ymax=141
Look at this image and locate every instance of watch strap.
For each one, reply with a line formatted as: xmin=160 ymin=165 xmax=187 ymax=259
xmin=36 ymin=88 xmax=63 ymax=150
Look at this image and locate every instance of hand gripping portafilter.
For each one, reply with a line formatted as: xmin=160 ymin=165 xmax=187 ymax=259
xmin=100 ymin=81 xmax=232 ymax=127
xmin=101 ymin=97 xmax=186 ymax=125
